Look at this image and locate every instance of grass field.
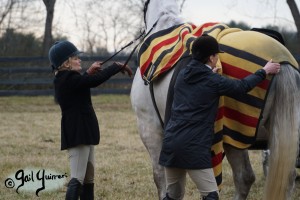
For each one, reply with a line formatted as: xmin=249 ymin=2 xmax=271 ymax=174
xmin=0 ymin=95 xmax=299 ymax=200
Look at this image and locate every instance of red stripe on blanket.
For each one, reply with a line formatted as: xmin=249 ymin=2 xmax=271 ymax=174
xmin=140 ymin=35 xmax=180 ymax=75
xmin=193 ymin=22 xmax=219 ymax=36
xmin=215 ymin=107 xmax=224 ymax=121
xmin=159 ymin=31 xmax=191 ymax=74
xmin=222 ymin=62 xmax=270 ymax=90
xmin=218 ymin=106 xmax=258 ymax=127
xmin=160 ymin=46 xmax=184 ymax=74
xmin=212 ymin=152 xmax=223 ymax=167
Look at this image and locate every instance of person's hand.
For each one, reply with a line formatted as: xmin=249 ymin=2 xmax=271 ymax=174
xmin=121 ymin=65 xmax=133 ymax=77
xmin=262 ymin=59 xmax=281 ymax=75
xmin=212 ymin=67 xmax=221 ymax=73
xmin=113 ymin=62 xmax=133 ymax=77
xmin=87 ymin=61 xmax=102 ymax=75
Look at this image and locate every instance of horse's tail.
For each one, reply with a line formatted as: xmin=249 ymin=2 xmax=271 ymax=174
xmin=264 ymin=63 xmax=300 ymax=200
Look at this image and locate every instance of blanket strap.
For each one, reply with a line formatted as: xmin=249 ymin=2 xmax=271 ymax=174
xmin=149 ymin=82 xmax=165 ymax=128
xmin=149 ymin=56 xmax=192 ymax=130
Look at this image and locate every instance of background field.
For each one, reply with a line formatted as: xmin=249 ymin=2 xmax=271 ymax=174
xmin=0 ymin=95 xmax=299 ymax=199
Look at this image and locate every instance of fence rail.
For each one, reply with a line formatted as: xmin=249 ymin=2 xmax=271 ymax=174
xmin=1 ymin=55 xmax=299 ymax=96
xmin=0 ymin=56 xmax=137 ymax=96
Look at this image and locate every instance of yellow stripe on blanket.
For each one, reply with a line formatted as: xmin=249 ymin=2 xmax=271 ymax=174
xmin=219 ymin=31 xmax=299 ymax=66
xmin=223 ymin=135 xmax=252 ymax=149
xmin=223 ymin=118 xmax=257 ymax=137
xmin=225 ymin=97 xmax=261 ymax=119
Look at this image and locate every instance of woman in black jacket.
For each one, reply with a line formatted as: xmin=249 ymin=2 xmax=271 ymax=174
xmin=48 ymin=41 xmax=132 ymax=200
xmin=159 ymin=35 xmax=280 ymax=200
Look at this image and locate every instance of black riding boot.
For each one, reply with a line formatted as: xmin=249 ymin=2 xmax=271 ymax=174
xmin=66 ymin=178 xmax=82 ymax=200
xmin=80 ymin=183 xmax=94 ymax=200
xmin=163 ymin=193 xmax=176 ymax=200
xmin=202 ymin=191 xmax=219 ymax=200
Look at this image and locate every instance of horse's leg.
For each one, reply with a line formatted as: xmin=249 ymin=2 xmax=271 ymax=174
xmin=261 ymin=149 xmax=270 ymax=177
xmin=224 ymin=144 xmax=255 ymax=200
xmin=140 ymin=124 xmax=165 ymax=200
xmin=131 ymin=68 xmax=166 ymax=199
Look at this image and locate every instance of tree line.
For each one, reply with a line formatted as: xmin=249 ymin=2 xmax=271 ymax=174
xmin=0 ymin=0 xmax=299 ymax=58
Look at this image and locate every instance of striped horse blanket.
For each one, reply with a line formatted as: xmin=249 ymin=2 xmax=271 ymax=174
xmin=137 ymin=23 xmax=299 ymax=187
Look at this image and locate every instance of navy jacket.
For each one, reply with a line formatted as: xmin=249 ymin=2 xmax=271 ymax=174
xmin=54 ymin=64 xmax=122 ymax=150
xmin=159 ymin=59 xmax=266 ymax=169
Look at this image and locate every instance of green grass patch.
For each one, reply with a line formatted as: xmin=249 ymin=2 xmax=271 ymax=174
xmin=0 ymin=95 xmax=299 ymax=199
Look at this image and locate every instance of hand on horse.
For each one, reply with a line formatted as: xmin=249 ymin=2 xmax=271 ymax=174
xmin=212 ymin=66 xmax=221 ymax=73
xmin=263 ymin=59 xmax=281 ymax=75
xmin=114 ymin=62 xmax=133 ymax=77
xmin=87 ymin=61 xmax=102 ymax=75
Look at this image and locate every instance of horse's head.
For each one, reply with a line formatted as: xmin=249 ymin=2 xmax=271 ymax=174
xmin=143 ymin=0 xmax=184 ymax=34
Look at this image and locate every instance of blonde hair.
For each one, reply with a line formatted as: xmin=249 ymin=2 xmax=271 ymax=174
xmin=54 ymin=58 xmax=72 ymax=75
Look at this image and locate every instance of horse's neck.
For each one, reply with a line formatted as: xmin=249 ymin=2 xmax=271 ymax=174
xmin=145 ymin=0 xmax=184 ymax=33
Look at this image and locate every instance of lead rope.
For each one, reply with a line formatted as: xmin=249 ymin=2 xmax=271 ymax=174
xmin=121 ymin=19 xmax=159 ymax=68
xmin=100 ymin=19 xmax=159 ymax=67
xmin=100 ymin=30 xmax=145 ymax=66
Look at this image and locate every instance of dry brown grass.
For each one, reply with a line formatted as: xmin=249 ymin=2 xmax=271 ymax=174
xmin=0 ymin=95 xmax=299 ymax=200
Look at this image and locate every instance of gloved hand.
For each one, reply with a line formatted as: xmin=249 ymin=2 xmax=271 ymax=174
xmin=113 ymin=62 xmax=133 ymax=77
xmin=87 ymin=61 xmax=102 ymax=75
xmin=121 ymin=64 xmax=133 ymax=77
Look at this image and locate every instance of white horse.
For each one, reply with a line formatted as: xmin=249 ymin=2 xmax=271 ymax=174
xmin=130 ymin=0 xmax=300 ymax=199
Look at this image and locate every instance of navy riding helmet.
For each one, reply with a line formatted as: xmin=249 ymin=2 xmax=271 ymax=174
xmin=48 ymin=41 xmax=82 ymax=71
xmin=191 ymin=34 xmax=224 ymax=61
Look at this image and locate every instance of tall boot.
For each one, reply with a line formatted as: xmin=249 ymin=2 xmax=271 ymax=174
xmin=66 ymin=178 xmax=82 ymax=200
xmin=80 ymin=183 xmax=94 ymax=200
xmin=202 ymin=191 xmax=219 ymax=200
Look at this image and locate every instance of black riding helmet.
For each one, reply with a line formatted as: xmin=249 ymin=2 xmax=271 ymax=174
xmin=191 ymin=34 xmax=224 ymax=62
xmin=48 ymin=41 xmax=82 ymax=71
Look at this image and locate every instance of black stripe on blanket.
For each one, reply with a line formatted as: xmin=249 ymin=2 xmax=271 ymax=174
xmin=203 ymin=24 xmax=227 ymax=35
xmin=226 ymin=93 xmax=264 ymax=109
xmin=222 ymin=126 xmax=257 ymax=147
xmin=219 ymin=44 xmax=267 ymax=66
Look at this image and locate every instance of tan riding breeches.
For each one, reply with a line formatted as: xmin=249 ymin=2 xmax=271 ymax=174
xmin=164 ymin=167 xmax=219 ymax=199
xmin=68 ymin=145 xmax=95 ymax=184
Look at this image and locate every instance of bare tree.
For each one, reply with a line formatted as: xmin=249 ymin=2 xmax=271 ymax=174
xmin=75 ymin=0 xmax=144 ymax=54
xmin=42 ymin=0 xmax=56 ymax=56
xmin=0 ymin=0 xmax=16 ymax=28
xmin=286 ymin=0 xmax=300 ymax=53
xmin=0 ymin=0 xmax=35 ymax=32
